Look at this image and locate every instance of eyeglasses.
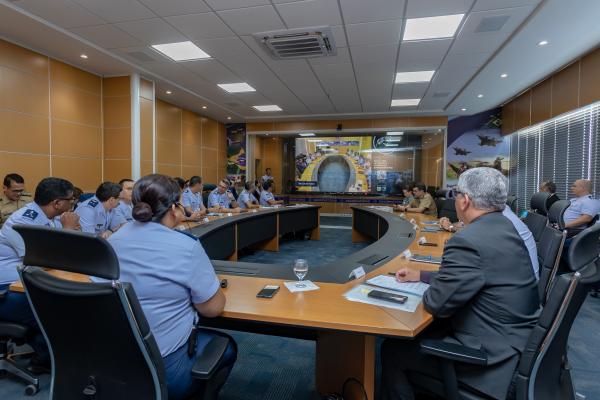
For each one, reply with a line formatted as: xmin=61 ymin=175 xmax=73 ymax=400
xmin=451 ymin=189 xmax=465 ymax=198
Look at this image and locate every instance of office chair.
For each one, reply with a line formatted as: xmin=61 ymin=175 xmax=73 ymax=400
xmin=506 ymin=195 xmax=518 ymax=213
xmin=439 ymin=199 xmax=458 ymax=222
xmin=408 ymin=223 xmax=600 ymax=400
xmin=0 ymin=291 xmax=40 ymax=395
xmin=530 ymin=192 xmax=550 ymax=215
xmin=548 ymin=200 xmax=570 ymax=230
xmin=536 ymin=225 xmax=567 ymax=305
xmin=13 ymin=225 xmax=230 ymax=400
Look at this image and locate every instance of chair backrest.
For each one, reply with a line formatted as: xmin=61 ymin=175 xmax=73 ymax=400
xmin=506 ymin=195 xmax=518 ymax=212
xmin=438 ymin=199 xmax=458 ymax=222
xmin=15 ymin=227 xmax=167 ymax=400
xmin=547 ymin=200 xmax=570 ymax=230
xmin=434 ymin=197 xmax=445 ymax=218
xmin=434 ymin=189 xmax=447 ymax=198
xmin=545 ymin=194 xmax=560 ymax=215
xmin=536 ymin=225 xmax=566 ymax=305
xmin=523 ymin=212 xmax=548 ymax=243
xmin=566 ymin=222 xmax=600 ymax=272
xmin=530 ymin=192 xmax=550 ymax=215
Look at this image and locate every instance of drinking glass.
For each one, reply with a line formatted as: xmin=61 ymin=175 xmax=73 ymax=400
xmin=293 ymin=259 xmax=309 ymax=288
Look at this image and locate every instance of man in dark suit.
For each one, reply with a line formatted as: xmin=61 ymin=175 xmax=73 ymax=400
xmin=381 ymin=167 xmax=540 ymax=400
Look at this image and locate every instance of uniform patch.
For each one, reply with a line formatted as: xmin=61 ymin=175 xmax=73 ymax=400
xmin=88 ymin=199 xmax=99 ymax=207
xmin=22 ymin=209 xmax=39 ymax=220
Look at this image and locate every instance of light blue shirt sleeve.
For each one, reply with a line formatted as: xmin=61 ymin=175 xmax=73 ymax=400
xmin=238 ymin=192 xmax=249 ymax=209
xmin=580 ymin=197 xmax=600 ymax=217
xmin=182 ymin=189 xmax=193 ymax=208
xmin=188 ymin=243 xmax=220 ymax=304
xmin=76 ymin=206 xmax=97 ymax=233
xmin=207 ymin=191 xmax=219 ymax=208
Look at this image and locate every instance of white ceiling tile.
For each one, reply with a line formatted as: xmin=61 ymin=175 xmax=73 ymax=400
xmin=217 ymin=5 xmax=285 ymax=35
xmin=350 ymin=43 xmax=398 ymax=66
xmin=193 ymin=37 xmax=256 ymax=64
xmin=428 ymin=66 xmax=478 ymax=92
xmin=396 ymin=38 xmax=451 ymax=70
xmin=275 ymin=0 xmax=342 ymax=29
xmin=165 ymin=13 xmax=235 ymax=40
xmin=70 ymin=24 xmax=142 ymax=48
xmin=473 ymin=0 xmax=540 ymax=11
xmin=137 ymin=0 xmax=211 ymax=16
xmin=309 ymin=47 xmax=351 ymax=65
xmin=183 ymin=59 xmax=241 ymax=84
xmin=205 ymin=0 xmax=271 ymax=11
xmin=392 ymin=82 xmax=429 ymax=98
xmin=396 ymin=56 xmax=443 ymax=71
xmin=346 ymin=19 xmax=402 ymax=46
xmin=419 ymin=95 xmax=449 ymax=110
xmin=443 ymin=51 xmax=490 ymax=69
xmin=72 ymin=0 xmax=155 ymax=23
xmin=14 ymin=0 xmax=106 ymax=28
xmin=114 ymin=45 xmax=164 ymax=63
xmin=340 ymin=0 xmax=406 ymax=24
xmin=330 ymin=25 xmax=347 ymax=47
xmin=406 ymin=0 xmax=474 ymax=18
xmin=116 ymin=18 xmax=187 ymax=45
xmin=311 ymin=62 xmax=355 ymax=80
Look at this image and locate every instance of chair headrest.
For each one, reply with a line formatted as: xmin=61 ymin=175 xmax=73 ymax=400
xmin=548 ymin=200 xmax=570 ymax=224
xmin=13 ymin=225 xmax=119 ymax=280
xmin=434 ymin=189 xmax=447 ymax=198
xmin=567 ymin=223 xmax=600 ymax=272
xmin=530 ymin=192 xmax=550 ymax=212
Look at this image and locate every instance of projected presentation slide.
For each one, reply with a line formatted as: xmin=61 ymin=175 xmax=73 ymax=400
xmin=295 ymin=137 xmax=372 ymax=193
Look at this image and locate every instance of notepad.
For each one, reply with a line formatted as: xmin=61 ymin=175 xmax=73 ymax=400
xmin=421 ymin=227 xmax=442 ymax=233
xmin=421 ymin=220 xmax=439 ymax=225
xmin=366 ymin=275 xmax=429 ymax=297
xmin=344 ymin=285 xmax=421 ymax=312
xmin=409 ymin=254 xmax=442 ymax=264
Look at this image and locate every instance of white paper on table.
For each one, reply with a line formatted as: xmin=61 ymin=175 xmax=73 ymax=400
xmin=284 ymin=280 xmax=320 ymax=293
xmin=343 ymin=284 xmax=421 ymax=312
xmin=366 ymin=275 xmax=429 ymax=296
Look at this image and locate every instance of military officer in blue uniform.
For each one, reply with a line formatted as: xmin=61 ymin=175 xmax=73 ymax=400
xmin=111 ymin=178 xmax=135 ymax=230
xmin=260 ymin=181 xmax=283 ymax=206
xmin=181 ymin=176 xmax=207 ymax=219
xmin=104 ymin=174 xmax=237 ymax=400
xmin=207 ymin=179 xmax=241 ymax=212
xmin=238 ymin=181 xmax=260 ymax=209
xmin=75 ymin=182 xmax=121 ymax=238
xmin=0 ymin=177 xmax=80 ymax=372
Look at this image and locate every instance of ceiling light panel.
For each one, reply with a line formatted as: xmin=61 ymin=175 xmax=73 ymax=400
xmin=391 ymin=99 xmax=421 ymax=107
xmin=395 ymin=70 xmax=435 ymax=83
xmin=253 ymin=105 xmax=283 ymax=112
xmin=151 ymin=41 xmax=211 ymax=61
xmin=218 ymin=83 xmax=256 ymax=93
xmin=403 ymin=14 xmax=464 ymax=41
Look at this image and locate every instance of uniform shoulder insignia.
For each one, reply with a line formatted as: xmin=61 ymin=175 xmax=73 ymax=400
xmin=22 ymin=209 xmax=39 ymax=220
xmin=88 ymin=199 xmax=99 ymax=207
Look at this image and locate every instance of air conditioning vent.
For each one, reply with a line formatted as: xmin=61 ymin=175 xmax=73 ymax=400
xmin=253 ymin=26 xmax=336 ymax=60
xmin=474 ymin=15 xmax=510 ymax=33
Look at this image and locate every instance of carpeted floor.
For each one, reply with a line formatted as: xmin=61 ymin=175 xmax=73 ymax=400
xmin=1 ymin=216 xmax=599 ymax=399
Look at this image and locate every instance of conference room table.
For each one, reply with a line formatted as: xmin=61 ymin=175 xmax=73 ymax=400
xmin=10 ymin=205 xmax=453 ymax=400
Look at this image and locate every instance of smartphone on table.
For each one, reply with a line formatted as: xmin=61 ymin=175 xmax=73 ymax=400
xmin=256 ymin=285 xmax=280 ymax=298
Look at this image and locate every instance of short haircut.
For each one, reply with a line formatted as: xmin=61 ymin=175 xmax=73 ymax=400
xmin=95 ymin=182 xmax=122 ymax=202
xmin=579 ymin=179 xmax=593 ymax=192
xmin=72 ymin=187 xmax=84 ymax=201
xmin=220 ymin=179 xmax=230 ymax=187
xmin=263 ymin=181 xmax=273 ymax=191
xmin=174 ymin=177 xmax=186 ymax=190
xmin=244 ymin=181 xmax=254 ymax=190
xmin=3 ymin=173 xmax=25 ymax=187
xmin=188 ymin=176 xmax=203 ymax=187
xmin=34 ymin=177 xmax=74 ymax=206
xmin=541 ymin=181 xmax=556 ymax=194
xmin=402 ymin=185 xmax=413 ymax=192
xmin=413 ymin=183 xmax=426 ymax=192
xmin=457 ymin=167 xmax=507 ymax=211
xmin=119 ymin=178 xmax=134 ymax=186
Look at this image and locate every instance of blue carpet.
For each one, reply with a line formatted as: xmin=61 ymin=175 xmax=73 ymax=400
xmin=1 ymin=216 xmax=599 ymax=399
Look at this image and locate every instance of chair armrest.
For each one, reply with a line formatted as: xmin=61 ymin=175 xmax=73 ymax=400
xmin=420 ymin=340 xmax=488 ymax=366
xmin=191 ymin=335 xmax=229 ymax=380
xmin=0 ymin=289 xmax=7 ymax=299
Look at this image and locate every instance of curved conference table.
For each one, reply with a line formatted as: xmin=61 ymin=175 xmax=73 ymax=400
xmin=11 ymin=205 xmax=452 ymax=400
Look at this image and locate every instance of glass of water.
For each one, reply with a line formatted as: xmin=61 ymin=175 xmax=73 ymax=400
xmin=293 ymin=259 xmax=309 ymax=288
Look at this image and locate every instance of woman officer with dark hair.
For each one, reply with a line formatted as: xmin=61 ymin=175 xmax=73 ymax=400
xmin=106 ymin=174 xmax=237 ymax=400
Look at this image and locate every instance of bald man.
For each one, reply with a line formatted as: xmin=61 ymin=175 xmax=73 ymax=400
xmin=564 ymin=179 xmax=600 ymax=229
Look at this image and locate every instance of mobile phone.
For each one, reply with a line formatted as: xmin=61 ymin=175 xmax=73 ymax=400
xmin=367 ymin=289 xmax=408 ymax=304
xmin=419 ymin=242 xmax=438 ymax=246
xmin=256 ymin=285 xmax=280 ymax=298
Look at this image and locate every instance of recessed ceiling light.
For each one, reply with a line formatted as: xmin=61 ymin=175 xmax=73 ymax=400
xmin=387 ymin=131 xmax=404 ymax=136
xmin=477 ymin=94 xmax=484 ymax=98
xmin=227 ymin=117 xmax=232 ymax=120
xmin=165 ymin=90 xmax=172 ymax=95
xmin=151 ymin=41 xmax=210 ymax=61
xmin=537 ymin=40 xmax=549 ymax=46
xmin=218 ymin=83 xmax=256 ymax=93
xmin=461 ymin=108 xmax=467 ymax=111
xmin=299 ymin=133 xmax=315 ymax=137
xmin=202 ymin=106 xmax=207 ymax=109
xmin=391 ymin=99 xmax=420 ymax=107
xmin=253 ymin=105 xmax=282 ymax=112
xmin=403 ymin=14 xmax=464 ymax=41
xmin=395 ymin=70 xmax=435 ymax=83
xmin=500 ymin=73 xmax=508 ymax=78
xmin=80 ymin=54 xmax=88 ymax=59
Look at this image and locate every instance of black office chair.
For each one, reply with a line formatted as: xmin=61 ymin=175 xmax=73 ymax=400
xmin=530 ymin=192 xmax=550 ymax=215
xmin=506 ymin=195 xmax=518 ymax=213
xmin=536 ymin=225 xmax=567 ymax=305
xmin=408 ymin=222 xmax=600 ymax=400
xmin=0 ymin=291 xmax=40 ymax=395
xmin=434 ymin=198 xmax=445 ymax=218
xmin=439 ymin=199 xmax=458 ymax=223
xmin=548 ymin=200 xmax=570 ymax=230
xmin=13 ymin=225 xmax=230 ymax=400
xmin=546 ymin=193 xmax=560 ymax=214
xmin=523 ymin=193 xmax=550 ymax=242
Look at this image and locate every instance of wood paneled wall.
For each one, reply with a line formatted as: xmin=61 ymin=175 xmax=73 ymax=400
xmin=140 ymin=78 xmax=154 ymax=176
xmin=155 ymin=99 xmax=227 ymax=184
xmin=253 ymin=136 xmax=284 ymax=191
xmin=103 ymin=76 xmax=131 ymax=182
xmin=420 ymin=141 xmax=444 ymax=188
xmin=0 ymin=39 xmax=102 ymax=192
xmin=502 ymin=47 xmax=600 ymax=135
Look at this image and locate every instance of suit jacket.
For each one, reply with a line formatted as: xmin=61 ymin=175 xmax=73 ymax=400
xmin=423 ymin=211 xmax=540 ymax=399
